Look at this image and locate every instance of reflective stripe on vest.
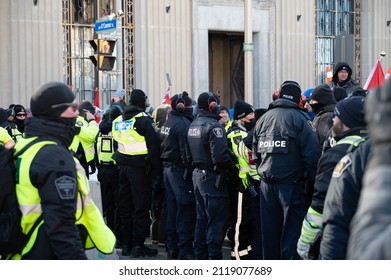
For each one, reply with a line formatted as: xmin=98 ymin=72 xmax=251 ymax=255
xmin=236 ymin=140 xmax=260 ymax=185
xmin=112 ymin=113 xmax=148 ymax=155
xmin=336 ymin=135 xmax=366 ymax=147
xmin=13 ymin=138 xmax=115 ymax=259
xmin=96 ymin=132 xmax=116 ymax=164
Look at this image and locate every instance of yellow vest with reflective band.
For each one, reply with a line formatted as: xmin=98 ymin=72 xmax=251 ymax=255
xmin=236 ymin=140 xmax=260 ymax=188
xmin=11 ymin=126 xmax=23 ymax=143
xmin=69 ymin=116 xmax=99 ymax=163
xmin=0 ymin=126 xmax=14 ymax=149
xmin=10 ymin=137 xmax=115 ymax=259
xmin=112 ymin=112 xmax=148 ymax=155
xmin=227 ymin=129 xmax=248 ymax=168
xmin=336 ymin=135 xmax=366 ymax=147
xmin=96 ymin=132 xmax=117 ymax=165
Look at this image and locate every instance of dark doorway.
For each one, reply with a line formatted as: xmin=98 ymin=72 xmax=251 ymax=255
xmin=208 ymin=32 xmax=244 ymax=109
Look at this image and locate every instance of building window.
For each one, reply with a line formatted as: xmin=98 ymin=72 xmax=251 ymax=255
xmin=315 ymin=0 xmax=361 ymax=85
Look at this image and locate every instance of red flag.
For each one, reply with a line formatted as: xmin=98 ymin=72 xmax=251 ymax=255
xmin=93 ymin=88 xmax=101 ymax=123
xmin=162 ymin=92 xmax=171 ymax=105
xmin=364 ymin=60 xmax=385 ymax=90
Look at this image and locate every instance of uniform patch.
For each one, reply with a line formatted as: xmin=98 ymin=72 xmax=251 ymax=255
xmin=76 ymin=121 xmax=84 ymax=127
xmin=188 ymin=127 xmax=201 ymax=138
xmin=55 ymin=175 xmax=77 ymax=200
xmin=212 ymin=127 xmax=224 ymax=138
xmin=332 ymin=155 xmax=351 ymax=178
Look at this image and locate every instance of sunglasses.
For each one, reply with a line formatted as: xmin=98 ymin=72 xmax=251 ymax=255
xmin=51 ymin=102 xmax=78 ymax=111
xmin=16 ymin=113 xmax=26 ymax=117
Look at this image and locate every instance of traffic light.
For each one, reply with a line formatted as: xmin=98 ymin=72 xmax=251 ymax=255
xmin=89 ymin=39 xmax=116 ymax=71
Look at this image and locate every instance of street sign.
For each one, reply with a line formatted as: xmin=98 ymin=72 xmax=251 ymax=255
xmin=95 ymin=18 xmax=117 ymax=34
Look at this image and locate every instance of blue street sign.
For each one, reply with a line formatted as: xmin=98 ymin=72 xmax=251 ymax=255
xmin=95 ymin=19 xmax=117 ymax=33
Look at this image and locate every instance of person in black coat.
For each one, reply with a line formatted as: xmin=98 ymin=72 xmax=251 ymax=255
xmin=253 ymin=81 xmax=320 ymax=260
xmin=320 ymin=140 xmax=371 ymax=259
xmin=308 ymin=84 xmax=337 ymax=150
xmin=297 ymin=96 xmax=368 ymax=260
xmin=160 ymin=92 xmax=195 ymax=260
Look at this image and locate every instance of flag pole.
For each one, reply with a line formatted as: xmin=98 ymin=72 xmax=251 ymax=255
xmin=244 ymin=0 xmax=253 ymax=104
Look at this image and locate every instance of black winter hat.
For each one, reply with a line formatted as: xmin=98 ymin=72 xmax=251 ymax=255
xmin=13 ymin=104 xmax=26 ymax=115
xmin=219 ymin=105 xmax=229 ymax=113
xmin=30 ymin=82 xmax=75 ymax=118
xmin=333 ymin=86 xmax=348 ymax=102
xmin=233 ymin=100 xmax=254 ymax=120
xmin=197 ymin=92 xmax=220 ymax=112
xmin=334 ymin=96 xmax=366 ymax=128
xmin=310 ymin=84 xmax=334 ymax=105
xmin=130 ymin=89 xmax=148 ymax=109
xmin=171 ymin=91 xmax=192 ymax=111
xmin=333 ymin=62 xmax=353 ymax=79
xmin=279 ymin=80 xmax=302 ymax=104
xmin=78 ymin=101 xmax=95 ymax=114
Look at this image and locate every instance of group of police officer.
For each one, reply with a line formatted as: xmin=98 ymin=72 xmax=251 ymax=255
xmin=2 ymin=72 xmax=385 ymax=260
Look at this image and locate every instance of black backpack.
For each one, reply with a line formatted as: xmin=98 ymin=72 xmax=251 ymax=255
xmin=0 ymin=139 xmax=44 ymax=257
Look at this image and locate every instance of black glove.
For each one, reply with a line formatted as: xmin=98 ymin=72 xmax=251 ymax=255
xmin=89 ymin=161 xmax=96 ymax=175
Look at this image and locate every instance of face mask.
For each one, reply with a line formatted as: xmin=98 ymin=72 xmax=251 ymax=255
xmin=244 ymin=118 xmax=256 ymax=131
xmin=310 ymin=103 xmax=323 ymax=114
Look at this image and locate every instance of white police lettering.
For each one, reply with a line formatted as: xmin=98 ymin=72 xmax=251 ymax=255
xmin=212 ymin=127 xmax=224 ymax=138
xmin=114 ymin=120 xmax=133 ymax=131
xmin=160 ymin=126 xmax=170 ymax=136
xmin=188 ymin=128 xmax=200 ymax=137
xmin=282 ymin=94 xmax=293 ymax=100
xmin=258 ymin=140 xmax=287 ymax=148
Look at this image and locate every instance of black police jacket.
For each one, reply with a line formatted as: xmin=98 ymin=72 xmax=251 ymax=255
xmin=320 ymin=140 xmax=371 ymax=260
xmin=311 ymin=128 xmax=368 ymax=214
xmin=22 ymin=117 xmax=87 ymax=259
xmin=253 ymin=98 xmax=320 ymax=184
xmin=187 ymin=109 xmax=234 ymax=171
xmin=160 ymin=109 xmax=193 ymax=167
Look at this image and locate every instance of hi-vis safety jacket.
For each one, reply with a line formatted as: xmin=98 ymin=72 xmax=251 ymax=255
xmin=237 ymin=139 xmax=260 ymax=188
xmin=10 ymin=137 xmax=115 ymax=260
xmin=96 ymin=132 xmax=117 ymax=165
xmin=0 ymin=126 xmax=14 ymax=149
xmin=69 ymin=115 xmax=99 ymax=163
xmin=112 ymin=112 xmax=148 ymax=156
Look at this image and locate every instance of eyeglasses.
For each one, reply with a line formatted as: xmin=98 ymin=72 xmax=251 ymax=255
xmin=16 ymin=113 xmax=26 ymax=117
xmin=51 ymin=102 xmax=78 ymax=111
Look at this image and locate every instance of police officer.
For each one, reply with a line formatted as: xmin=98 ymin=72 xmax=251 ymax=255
xmin=9 ymin=81 xmax=115 ymax=259
xmin=297 ymin=96 xmax=368 ymax=260
xmin=187 ymin=92 xmax=235 ymax=260
xmin=112 ymin=89 xmax=160 ymax=258
xmin=69 ymin=101 xmax=99 ymax=178
xmin=321 ymin=140 xmax=371 ymax=259
xmin=160 ymin=91 xmax=195 ymax=260
xmin=96 ymin=91 xmax=126 ymax=247
xmin=226 ymin=99 xmax=255 ymax=260
xmin=253 ymin=80 xmax=320 ymax=260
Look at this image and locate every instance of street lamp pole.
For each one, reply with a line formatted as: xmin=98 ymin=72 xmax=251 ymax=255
xmin=244 ymin=0 xmax=253 ymax=104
